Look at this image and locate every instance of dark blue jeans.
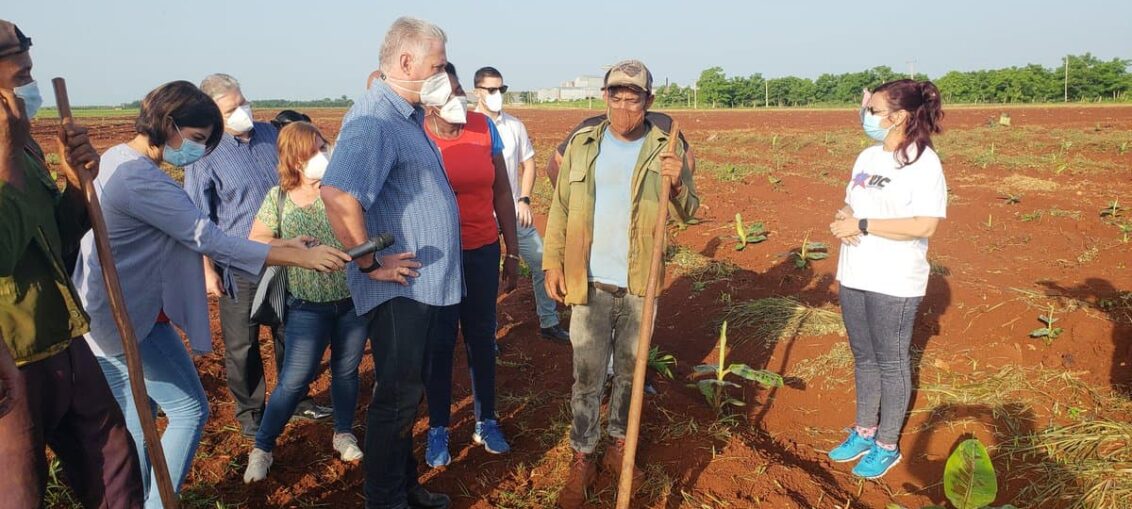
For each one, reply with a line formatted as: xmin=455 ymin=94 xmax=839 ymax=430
xmin=364 ymin=297 xmax=453 ymax=509
xmin=426 ymin=242 xmax=500 ymax=427
xmin=255 ymin=297 xmax=368 ymax=452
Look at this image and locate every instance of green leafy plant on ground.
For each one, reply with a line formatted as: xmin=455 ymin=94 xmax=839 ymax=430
xmin=690 ymin=322 xmax=784 ymax=415
xmin=1115 ymin=222 xmax=1131 ymax=243
xmin=734 ymin=213 xmax=768 ymax=250
xmin=792 ymin=231 xmax=829 ymax=269
xmin=998 ymin=193 xmax=1021 ymax=205
xmin=891 ymin=438 xmax=1016 ymax=509
xmin=1029 ymin=304 xmax=1063 ymax=345
xmin=1099 ymin=199 xmax=1124 ymax=218
xmin=648 ymin=346 xmax=677 ymax=380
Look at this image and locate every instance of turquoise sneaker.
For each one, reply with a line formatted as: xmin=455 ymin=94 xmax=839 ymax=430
xmin=852 ymin=443 xmax=902 ymax=479
xmin=425 ymin=427 xmax=451 ymax=468
xmin=828 ymin=429 xmax=875 ymax=463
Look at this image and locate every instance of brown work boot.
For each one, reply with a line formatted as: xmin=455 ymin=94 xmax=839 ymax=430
xmin=602 ymin=439 xmax=645 ymax=491
xmin=557 ymin=451 xmax=597 ymax=509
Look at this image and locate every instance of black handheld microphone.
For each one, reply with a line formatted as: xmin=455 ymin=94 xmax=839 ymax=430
xmin=346 ymin=233 xmax=395 ymax=260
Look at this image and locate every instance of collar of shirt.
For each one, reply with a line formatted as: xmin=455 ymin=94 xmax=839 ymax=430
xmin=372 ymin=80 xmax=421 ymax=121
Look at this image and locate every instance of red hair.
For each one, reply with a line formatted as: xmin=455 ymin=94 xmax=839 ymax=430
xmin=873 ymin=79 xmax=944 ymax=167
xmin=276 ymin=122 xmax=326 ymax=191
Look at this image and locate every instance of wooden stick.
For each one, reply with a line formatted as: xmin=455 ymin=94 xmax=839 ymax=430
xmin=52 ymin=78 xmax=180 ymax=509
xmin=616 ymin=120 xmax=681 ymax=509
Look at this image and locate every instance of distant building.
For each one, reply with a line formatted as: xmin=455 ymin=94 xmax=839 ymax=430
xmin=537 ymin=75 xmax=604 ymax=102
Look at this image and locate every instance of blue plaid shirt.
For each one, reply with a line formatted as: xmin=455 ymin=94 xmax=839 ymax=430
xmin=184 ymin=122 xmax=280 ymax=240
xmin=322 ymin=81 xmax=463 ymax=314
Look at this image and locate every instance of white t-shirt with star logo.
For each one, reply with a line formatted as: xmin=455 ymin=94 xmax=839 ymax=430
xmin=836 ymin=144 xmax=947 ymax=298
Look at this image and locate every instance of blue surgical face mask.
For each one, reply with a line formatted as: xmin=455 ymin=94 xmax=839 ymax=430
xmin=163 ymin=123 xmax=207 ymax=166
xmin=14 ymin=80 xmax=43 ymax=119
xmin=861 ymin=108 xmax=893 ymax=142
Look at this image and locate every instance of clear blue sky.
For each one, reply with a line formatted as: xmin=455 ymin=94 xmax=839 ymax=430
xmin=8 ymin=0 xmax=1132 ymax=106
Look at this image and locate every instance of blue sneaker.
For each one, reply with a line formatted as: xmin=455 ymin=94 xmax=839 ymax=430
xmin=472 ymin=419 xmax=511 ymax=454
xmin=828 ymin=429 xmax=875 ymax=463
xmin=425 ymin=427 xmax=451 ymax=468
xmin=852 ymin=443 xmax=902 ymax=479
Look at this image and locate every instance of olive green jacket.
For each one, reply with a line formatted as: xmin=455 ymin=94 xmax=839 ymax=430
xmin=0 ymin=142 xmax=91 ymax=366
xmin=543 ymin=120 xmax=698 ymax=306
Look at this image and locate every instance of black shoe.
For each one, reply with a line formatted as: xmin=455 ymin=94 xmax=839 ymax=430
xmin=407 ymin=485 xmax=450 ymax=508
xmin=540 ymin=325 xmax=570 ymax=343
xmin=293 ymin=403 xmax=333 ymax=421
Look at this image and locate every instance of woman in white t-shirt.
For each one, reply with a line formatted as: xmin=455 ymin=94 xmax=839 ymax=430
xmin=825 ymin=79 xmax=946 ymax=480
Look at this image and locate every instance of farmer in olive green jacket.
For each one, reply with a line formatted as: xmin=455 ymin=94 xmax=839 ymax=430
xmin=0 ymin=19 xmax=143 ymax=508
xmin=542 ymin=60 xmax=697 ymax=509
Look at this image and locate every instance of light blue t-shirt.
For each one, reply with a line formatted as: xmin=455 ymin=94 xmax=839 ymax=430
xmin=588 ymin=129 xmax=644 ymax=287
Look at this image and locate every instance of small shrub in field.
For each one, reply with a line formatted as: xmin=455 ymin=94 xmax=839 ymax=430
xmin=648 ymin=346 xmax=677 ymax=379
xmin=1099 ymin=199 xmax=1124 ymax=218
xmin=691 ymin=322 xmax=783 ymax=415
xmin=1116 ymin=222 xmax=1132 ymax=243
xmin=792 ymin=232 xmax=828 ymax=269
xmin=998 ymin=193 xmax=1021 ymax=205
xmin=1029 ymin=304 xmax=1063 ymax=345
xmin=734 ymin=213 xmax=768 ymax=251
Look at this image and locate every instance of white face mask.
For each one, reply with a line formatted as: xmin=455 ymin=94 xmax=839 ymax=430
xmin=303 ymin=151 xmax=330 ymax=180
xmin=438 ymin=96 xmax=468 ymax=124
xmin=386 ymin=71 xmax=451 ymax=107
xmin=226 ymin=104 xmax=254 ymax=134
xmin=14 ymin=80 xmax=43 ymax=119
xmin=483 ymin=90 xmax=503 ymax=113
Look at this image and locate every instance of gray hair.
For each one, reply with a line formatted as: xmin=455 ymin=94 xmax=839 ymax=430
xmin=378 ymin=17 xmax=447 ymax=74
xmin=200 ymin=73 xmax=241 ymax=100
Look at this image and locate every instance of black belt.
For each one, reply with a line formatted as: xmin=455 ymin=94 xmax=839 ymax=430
xmin=590 ymin=281 xmax=627 ymax=298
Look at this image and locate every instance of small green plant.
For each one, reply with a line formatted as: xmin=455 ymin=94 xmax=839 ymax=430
xmin=1116 ymin=222 xmax=1132 ymax=243
xmin=791 ymin=232 xmax=828 ymax=269
xmin=1029 ymin=304 xmax=1063 ymax=345
xmin=648 ymin=346 xmax=677 ymax=380
xmin=734 ymin=213 xmax=768 ymax=251
xmin=941 ymin=438 xmax=1014 ymax=509
xmin=691 ymin=322 xmax=784 ymax=415
xmin=1018 ymin=210 xmax=1043 ymax=223
xmin=1100 ymin=199 xmax=1125 ymax=218
xmin=984 ymin=214 xmax=993 ymax=228
xmin=998 ymin=193 xmax=1020 ymax=205
xmin=1118 ymin=141 xmax=1128 ymax=155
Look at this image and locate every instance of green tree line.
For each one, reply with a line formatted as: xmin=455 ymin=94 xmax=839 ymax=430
xmin=652 ymin=53 xmax=1130 ymax=108
xmin=119 ymin=95 xmax=354 ymax=109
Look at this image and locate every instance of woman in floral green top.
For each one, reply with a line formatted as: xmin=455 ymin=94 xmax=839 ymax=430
xmin=243 ymin=121 xmax=367 ymax=482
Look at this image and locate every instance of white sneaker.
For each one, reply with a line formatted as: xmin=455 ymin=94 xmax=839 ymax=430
xmin=243 ymin=448 xmax=273 ymax=484
xmin=333 ymin=432 xmax=364 ymax=462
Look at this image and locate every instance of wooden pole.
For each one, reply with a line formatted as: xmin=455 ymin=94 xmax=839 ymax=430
xmin=51 ymin=78 xmax=180 ymax=509
xmin=615 ymin=121 xmax=681 ymax=509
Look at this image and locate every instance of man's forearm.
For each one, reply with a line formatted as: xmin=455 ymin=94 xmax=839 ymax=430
xmin=321 ymin=186 xmax=370 ymax=249
xmin=520 ymin=158 xmax=536 ymax=198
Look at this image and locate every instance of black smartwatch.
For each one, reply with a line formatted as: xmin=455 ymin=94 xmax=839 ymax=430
xmin=858 ymin=218 xmax=870 ymax=236
xmin=518 ymin=196 xmax=531 ymax=205
xmin=357 ymin=252 xmax=382 ymax=273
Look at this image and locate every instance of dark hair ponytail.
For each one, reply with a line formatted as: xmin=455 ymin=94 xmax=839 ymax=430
xmin=873 ymin=79 xmax=944 ymax=166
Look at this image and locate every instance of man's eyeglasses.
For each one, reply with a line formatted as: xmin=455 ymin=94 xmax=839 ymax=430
xmin=477 ymin=85 xmax=509 ymax=94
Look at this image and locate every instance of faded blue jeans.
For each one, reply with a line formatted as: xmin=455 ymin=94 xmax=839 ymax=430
xmin=839 ymin=285 xmax=923 ymax=445
xmin=256 ymin=296 xmax=369 ymax=452
xmin=517 ymin=224 xmax=560 ymax=329
xmin=568 ymin=286 xmax=645 ymax=454
xmin=95 ymin=322 xmax=209 ymax=509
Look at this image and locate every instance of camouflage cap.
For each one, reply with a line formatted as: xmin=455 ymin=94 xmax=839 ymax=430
xmin=603 ymin=59 xmax=652 ymax=94
xmin=0 ymin=20 xmax=32 ymax=58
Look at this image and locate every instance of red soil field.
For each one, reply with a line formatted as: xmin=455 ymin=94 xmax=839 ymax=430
xmin=33 ymin=104 xmax=1132 ymax=508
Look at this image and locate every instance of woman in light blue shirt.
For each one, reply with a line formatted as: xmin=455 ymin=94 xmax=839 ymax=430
xmin=72 ymin=81 xmax=350 ymax=507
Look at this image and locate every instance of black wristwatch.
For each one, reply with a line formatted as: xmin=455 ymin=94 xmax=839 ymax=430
xmin=358 ymin=252 xmax=382 ymax=273
xmin=858 ymin=218 xmax=870 ymax=236
xmin=517 ymin=196 xmax=531 ymax=205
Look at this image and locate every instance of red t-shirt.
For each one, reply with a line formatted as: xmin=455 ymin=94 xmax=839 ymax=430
xmin=427 ymin=112 xmax=501 ymax=250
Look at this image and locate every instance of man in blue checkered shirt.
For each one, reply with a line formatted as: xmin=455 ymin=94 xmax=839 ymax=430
xmin=321 ymin=16 xmax=460 ymax=509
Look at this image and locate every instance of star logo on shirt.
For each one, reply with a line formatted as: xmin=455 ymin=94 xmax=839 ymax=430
xmin=851 ymin=172 xmax=871 ymax=190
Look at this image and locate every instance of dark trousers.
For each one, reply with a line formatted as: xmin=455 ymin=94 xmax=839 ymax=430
xmin=217 ymin=272 xmax=312 ymax=427
xmin=0 ymin=340 xmax=144 ymax=509
xmin=363 ymin=297 xmax=451 ymax=509
xmin=427 ymin=242 xmax=500 ymax=427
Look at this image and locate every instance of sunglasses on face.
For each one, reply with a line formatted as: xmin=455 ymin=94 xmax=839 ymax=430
xmin=477 ymin=85 xmax=509 ymax=94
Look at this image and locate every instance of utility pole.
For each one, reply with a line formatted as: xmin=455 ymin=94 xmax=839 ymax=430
xmin=693 ymin=85 xmax=698 ymax=110
xmin=1064 ymin=55 xmax=1069 ymax=102
xmin=764 ymin=79 xmax=769 ymax=108
xmin=907 ymin=60 xmax=917 ymax=79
